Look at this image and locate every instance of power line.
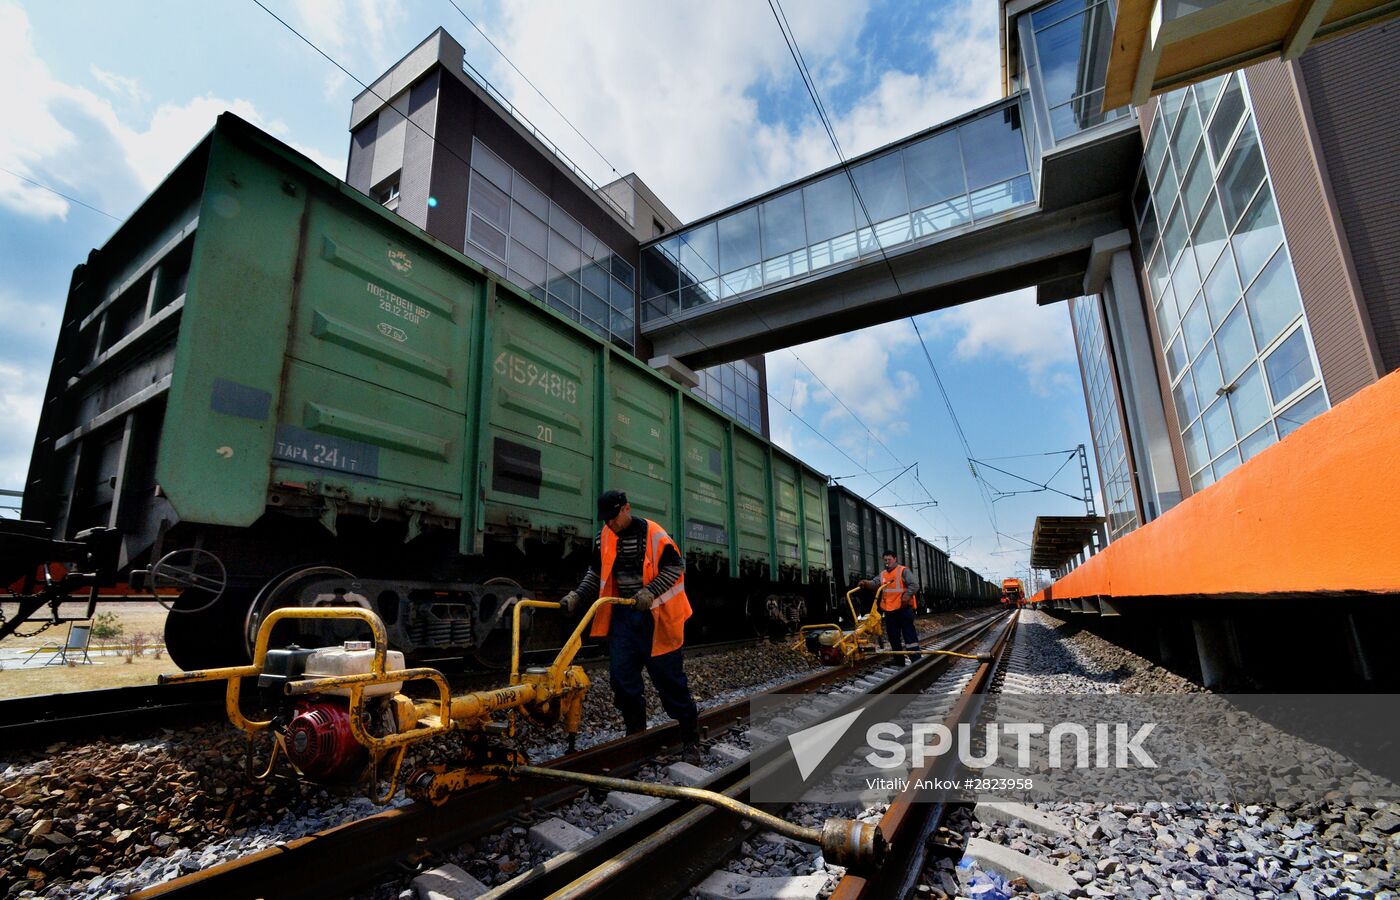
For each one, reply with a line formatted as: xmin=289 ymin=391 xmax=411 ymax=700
xmin=442 ymin=0 xmax=622 ymax=182
xmin=0 ymin=167 xmax=120 ymax=221
xmin=250 ymin=0 xmax=476 ymax=179
xmin=979 ymin=449 xmax=1078 ymax=462
xmin=763 ymin=0 xmax=1001 ymax=547
xmin=971 ymin=457 xmax=1087 ymax=504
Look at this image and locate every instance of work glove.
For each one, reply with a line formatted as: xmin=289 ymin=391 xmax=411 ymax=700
xmin=561 ymin=591 xmax=581 ymax=614
xmin=859 ymin=579 xmax=876 ymax=591
xmin=631 ymin=588 xmax=655 ymax=611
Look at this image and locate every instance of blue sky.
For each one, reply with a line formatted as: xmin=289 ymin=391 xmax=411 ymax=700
xmin=0 ymin=0 xmax=1096 ymax=583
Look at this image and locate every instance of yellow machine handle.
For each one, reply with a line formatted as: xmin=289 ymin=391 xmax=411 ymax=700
xmin=507 ymin=595 xmax=636 ymax=684
xmin=846 ymin=583 xmax=885 ymax=623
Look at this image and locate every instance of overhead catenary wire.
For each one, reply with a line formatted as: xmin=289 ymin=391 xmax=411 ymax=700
xmin=251 ymin=0 xmax=620 ymax=223
xmin=442 ymin=0 xmax=623 ymax=182
xmin=0 ymin=167 xmax=121 ymax=221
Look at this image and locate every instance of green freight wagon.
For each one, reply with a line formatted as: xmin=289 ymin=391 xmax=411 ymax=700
xmin=18 ymin=114 xmax=831 ymax=669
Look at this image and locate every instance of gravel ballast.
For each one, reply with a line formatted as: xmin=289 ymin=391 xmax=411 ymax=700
xmin=930 ymin=610 xmax=1400 ymax=899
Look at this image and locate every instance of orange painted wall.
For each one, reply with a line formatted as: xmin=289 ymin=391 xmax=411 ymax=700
xmin=1031 ymin=369 xmax=1400 ymax=602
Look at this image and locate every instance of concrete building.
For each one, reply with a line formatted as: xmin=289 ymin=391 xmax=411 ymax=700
xmin=1023 ymin=9 xmax=1400 ymax=552
xmin=345 ymin=29 xmax=768 ymax=435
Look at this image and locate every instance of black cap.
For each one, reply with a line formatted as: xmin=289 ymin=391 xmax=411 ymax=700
xmin=597 ymin=490 xmax=628 ymax=521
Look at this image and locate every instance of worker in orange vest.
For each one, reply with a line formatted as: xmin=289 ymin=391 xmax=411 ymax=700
xmin=861 ymin=550 xmax=920 ymax=665
xmin=563 ymin=490 xmax=700 ymax=753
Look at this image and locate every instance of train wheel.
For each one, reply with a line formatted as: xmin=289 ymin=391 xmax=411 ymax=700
xmin=164 ymin=584 xmax=257 ymax=672
xmin=472 ymin=577 xmax=528 ymax=669
xmin=244 ymin=566 xmax=359 ymax=659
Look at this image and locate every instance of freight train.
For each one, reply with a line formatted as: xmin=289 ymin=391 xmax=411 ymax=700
xmin=3 ymin=115 xmax=996 ymax=672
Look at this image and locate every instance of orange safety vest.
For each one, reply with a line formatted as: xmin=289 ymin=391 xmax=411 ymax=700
xmin=590 ymin=519 xmax=692 ymax=656
xmin=879 ymin=565 xmax=912 ymax=612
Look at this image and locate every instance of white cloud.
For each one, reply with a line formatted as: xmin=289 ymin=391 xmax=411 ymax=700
xmin=0 ymin=287 xmax=60 ymax=490
xmin=928 ymin=289 xmax=1078 ymax=394
xmin=0 ymin=2 xmax=342 ymax=222
xmin=289 ymin=0 xmax=406 ymax=98
xmin=90 ymin=64 xmax=149 ymax=107
xmin=480 ymin=0 xmax=1000 ymax=220
xmin=765 ymin=318 xmax=925 ymax=474
xmin=0 ymin=360 xmax=44 ymax=490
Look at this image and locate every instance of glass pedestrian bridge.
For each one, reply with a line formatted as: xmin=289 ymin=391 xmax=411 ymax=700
xmin=639 ymin=97 xmax=1037 ymax=329
xmin=639 ymin=83 xmax=1139 ymax=368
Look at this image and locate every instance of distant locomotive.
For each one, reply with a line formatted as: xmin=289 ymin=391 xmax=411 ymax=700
xmin=5 ymin=115 xmax=995 ymax=671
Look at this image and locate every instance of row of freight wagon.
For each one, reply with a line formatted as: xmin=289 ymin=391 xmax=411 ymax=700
xmin=828 ymin=485 xmax=999 ymax=611
xmin=5 ymin=115 xmax=997 ymax=670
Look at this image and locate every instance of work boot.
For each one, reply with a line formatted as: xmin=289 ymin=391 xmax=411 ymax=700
xmin=623 ymin=711 xmax=648 ymax=736
xmin=679 ymin=717 xmax=703 ymax=763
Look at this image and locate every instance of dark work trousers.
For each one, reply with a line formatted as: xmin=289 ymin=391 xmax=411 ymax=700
xmin=885 ymin=606 xmax=919 ymax=654
xmin=608 ymin=606 xmax=700 ymax=739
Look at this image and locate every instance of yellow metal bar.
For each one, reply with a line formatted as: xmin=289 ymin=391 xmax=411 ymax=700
xmin=875 ymin=649 xmax=985 ymax=661
xmin=439 ymin=681 xmax=539 ymax=723
xmin=511 ymin=599 xmax=562 ymax=685
xmin=547 ymin=596 xmax=634 ymax=684
xmin=158 ymin=606 xmax=390 ymax=685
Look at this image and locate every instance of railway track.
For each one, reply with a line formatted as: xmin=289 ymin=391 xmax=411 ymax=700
xmin=0 ymin=681 xmax=225 ymax=751
xmin=0 ymin=610 xmax=964 ymax=754
xmin=124 ymin=609 xmax=1010 ymax=899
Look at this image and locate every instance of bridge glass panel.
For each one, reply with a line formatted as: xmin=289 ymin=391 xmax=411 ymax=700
xmin=639 ymin=96 xmax=1034 ymax=326
xmin=1019 ymin=0 xmax=1128 ymax=147
xmin=851 ymin=151 xmax=909 ymax=224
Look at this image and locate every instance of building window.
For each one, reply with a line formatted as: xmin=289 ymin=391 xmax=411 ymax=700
xmin=1018 ymin=0 xmax=1129 ymax=147
xmin=694 ymin=360 xmax=762 ymax=432
xmin=1071 ymin=295 xmax=1140 ymax=542
xmin=467 ymin=139 xmax=636 ymax=352
xmin=1133 ymin=73 xmax=1328 ymax=493
xmin=373 ymin=172 xmax=401 ymax=210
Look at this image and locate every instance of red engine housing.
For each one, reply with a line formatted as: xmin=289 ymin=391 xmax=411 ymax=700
xmin=285 ymin=697 xmax=367 ymax=782
xmin=817 ymin=645 xmax=845 ymax=666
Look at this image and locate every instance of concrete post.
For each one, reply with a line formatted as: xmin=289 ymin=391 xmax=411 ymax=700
xmin=1192 ymin=617 xmax=1244 ymax=689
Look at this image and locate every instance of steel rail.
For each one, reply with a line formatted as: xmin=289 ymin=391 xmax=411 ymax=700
xmin=830 ymin=609 xmax=1018 ymax=899
xmin=0 ymin=681 xmax=225 ymax=751
xmin=0 ymin=627 xmax=832 ymax=752
xmin=127 ymin=610 xmax=1006 ymax=899
xmin=0 ymin=609 xmax=974 ymax=752
xmin=478 ymin=612 xmax=1015 ymax=899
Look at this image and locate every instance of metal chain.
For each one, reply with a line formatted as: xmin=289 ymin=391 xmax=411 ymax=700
xmin=0 ymin=597 xmax=60 ymax=638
